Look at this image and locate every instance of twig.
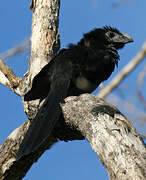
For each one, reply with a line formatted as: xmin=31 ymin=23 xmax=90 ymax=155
xmin=0 ymin=1 xmax=60 ymax=179
xmin=137 ymin=66 xmax=146 ymax=111
xmin=0 ymin=58 xmax=22 ymax=95
xmin=0 ymin=39 xmax=30 ymax=61
xmin=112 ymin=0 xmax=134 ymax=7
xmin=141 ymin=135 xmax=146 ymax=139
xmin=106 ymin=93 xmax=146 ymax=117
xmin=97 ymin=41 xmax=146 ymax=98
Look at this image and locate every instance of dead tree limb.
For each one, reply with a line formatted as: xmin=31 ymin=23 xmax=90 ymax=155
xmin=137 ymin=67 xmax=146 ymax=111
xmin=21 ymin=0 xmax=60 ymax=119
xmin=0 ymin=0 xmax=145 ymax=180
xmin=61 ymin=94 xmax=146 ymax=180
xmin=0 ymin=40 xmax=30 ymax=61
xmin=0 ymin=120 xmax=57 ymax=180
xmin=1 ymin=94 xmax=145 ymax=180
xmin=0 ymin=0 xmax=60 ymax=179
xmin=0 ymin=58 xmax=22 ymax=95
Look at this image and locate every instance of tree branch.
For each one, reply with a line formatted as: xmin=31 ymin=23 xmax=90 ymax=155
xmin=61 ymin=94 xmax=146 ymax=180
xmin=137 ymin=66 xmax=146 ymax=111
xmin=97 ymin=41 xmax=146 ymax=98
xmin=112 ymin=0 xmax=134 ymax=8
xmin=0 ymin=120 xmax=58 ymax=180
xmin=0 ymin=39 xmax=30 ymax=60
xmin=1 ymin=1 xmax=145 ymax=179
xmin=21 ymin=0 xmax=60 ymax=120
xmin=1 ymin=94 xmax=145 ymax=179
xmin=0 ymin=0 xmax=60 ymax=179
xmin=0 ymin=58 xmax=22 ymax=95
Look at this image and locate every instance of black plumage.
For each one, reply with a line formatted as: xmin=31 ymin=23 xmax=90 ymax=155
xmin=17 ymin=26 xmax=133 ymax=159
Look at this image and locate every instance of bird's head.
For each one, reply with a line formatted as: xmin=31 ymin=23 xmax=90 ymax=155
xmin=78 ymin=26 xmax=133 ymax=68
xmin=81 ymin=26 xmax=133 ymax=50
xmin=103 ymin=26 xmax=133 ymax=49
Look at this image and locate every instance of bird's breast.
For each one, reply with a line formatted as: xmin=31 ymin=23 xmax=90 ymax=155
xmin=75 ymin=75 xmax=97 ymax=92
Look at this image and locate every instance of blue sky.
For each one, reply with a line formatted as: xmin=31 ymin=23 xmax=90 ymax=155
xmin=0 ymin=0 xmax=145 ymax=179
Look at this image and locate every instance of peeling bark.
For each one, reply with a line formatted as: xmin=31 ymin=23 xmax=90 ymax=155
xmin=29 ymin=0 xmax=60 ymax=80
xmin=0 ymin=94 xmax=146 ymax=179
xmin=0 ymin=120 xmax=57 ymax=180
xmin=61 ymin=94 xmax=146 ymax=180
xmin=21 ymin=0 xmax=60 ymax=120
xmin=0 ymin=59 xmax=22 ymax=95
xmin=0 ymin=0 xmax=60 ymax=179
xmin=0 ymin=0 xmax=146 ymax=180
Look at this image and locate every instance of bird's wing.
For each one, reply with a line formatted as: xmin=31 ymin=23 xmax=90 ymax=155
xmin=17 ymin=59 xmax=72 ymax=159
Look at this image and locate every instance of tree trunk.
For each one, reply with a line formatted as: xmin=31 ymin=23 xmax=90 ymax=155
xmin=0 ymin=0 xmax=60 ymax=179
xmin=0 ymin=1 xmax=145 ymax=180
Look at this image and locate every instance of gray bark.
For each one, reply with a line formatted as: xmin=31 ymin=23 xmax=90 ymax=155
xmin=61 ymin=94 xmax=146 ymax=180
xmin=0 ymin=0 xmax=145 ymax=180
xmin=0 ymin=0 xmax=60 ymax=179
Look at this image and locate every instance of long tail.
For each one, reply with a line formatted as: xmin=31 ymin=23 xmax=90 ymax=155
xmin=17 ymin=80 xmax=70 ymax=159
xmin=17 ymin=60 xmax=72 ymax=159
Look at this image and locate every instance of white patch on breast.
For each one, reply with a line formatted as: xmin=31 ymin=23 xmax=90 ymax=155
xmin=75 ymin=76 xmax=97 ymax=92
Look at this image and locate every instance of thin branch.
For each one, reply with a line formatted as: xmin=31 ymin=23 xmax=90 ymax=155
xmin=97 ymin=41 xmax=146 ymax=98
xmin=0 ymin=0 xmax=60 ymax=179
xmin=112 ymin=0 xmax=134 ymax=7
xmin=137 ymin=66 xmax=146 ymax=111
xmin=141 ymin=135 xmax=146 ymax=139
xmin=0 ymin=58 xmax=22 ymax=95
xmin=107 ymin=93 xmax=146 ymax=118
xmin=91 ymin=0 xmax=98 ymax=8
xmin=0 ymin=39 xmax=30 ymax=61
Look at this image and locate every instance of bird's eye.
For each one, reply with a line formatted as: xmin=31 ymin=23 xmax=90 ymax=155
xmin=105 ymin=31 xmax=115 ymax=39
xmin=109 ymin=32 xmax=115 ymax=38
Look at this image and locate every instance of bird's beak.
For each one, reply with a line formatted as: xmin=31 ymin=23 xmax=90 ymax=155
xmin=121 ymin=33 xmax=134 ymax=44
xmin=112 ymin=33 xmax=133 ymax=45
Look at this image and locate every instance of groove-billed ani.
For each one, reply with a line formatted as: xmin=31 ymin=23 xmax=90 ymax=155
xmin=17 ymin=26 xmax=133 ymax=159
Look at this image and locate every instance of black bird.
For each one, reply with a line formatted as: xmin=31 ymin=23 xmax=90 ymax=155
xmin=17 ymin=26 xmax=133 ymax=159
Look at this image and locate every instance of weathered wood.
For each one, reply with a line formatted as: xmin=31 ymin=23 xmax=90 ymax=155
xmin=0 ymin=0 xmax=60 ymax=179
xmin=0 ymin=1 xmax=146 ymax=180
xmin=21 ymin=0 xmax=60 ymax=119
xmin=61 ymin=94 xmax=146 ymax=180
xmin=0 ymin=93 xmax=145 ymax=179
xmin=0 ymin=120 xmax=57 ymax=180
xmin=29 ymin=0 xmax=60 ymax=81
xmin=0 ymin=58 xmax=22 ymax=95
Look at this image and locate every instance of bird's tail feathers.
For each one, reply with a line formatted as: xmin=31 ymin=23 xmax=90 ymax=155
xmin=17 ymin=80 xmax=70 ymax=159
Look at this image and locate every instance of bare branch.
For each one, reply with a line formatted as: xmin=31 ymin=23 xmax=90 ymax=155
xmin=0 ymin=39 xmax=30 ymax=61
xmin=1 ymin=94 xmax=145 ymax=179
xmin=137 ymin=66 xmax=146 ymax=111
xmin=141 ymin=135 xmax=146 ymax=139
xmin=61 ymin=94 xmax=146 ymax=180
xmin=1 ymin=0 xmax=145 ymax=179
xmin=97 ymin=41 xmax=146 ymax=98
xmin=28 ymin=0 xmax=60 ymax=81
xmin=21 ymin=0 xmax=60 ymax=120
xmin=107 ymin=93 xmax=146 ymax=117
xmin=91 ymin=0 xmax=98 ymax=8
xmin=0 ymin=120 xmax=58 ymax=180
xmin=112 ymin=0 xmax=134 ymax=7
xmin=0 ymin=58 xmax=22 ymax=95
xmin=0 ymin=1 xmax=60 ymax=179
